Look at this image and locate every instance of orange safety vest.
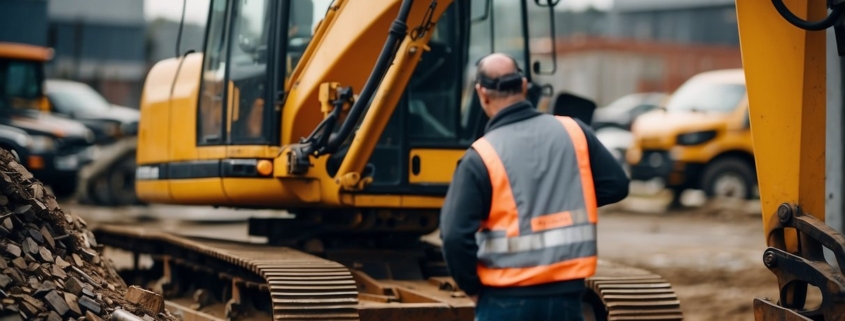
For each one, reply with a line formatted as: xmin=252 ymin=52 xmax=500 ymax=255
xmin=471 ymin=115 xmax=598 ymax=288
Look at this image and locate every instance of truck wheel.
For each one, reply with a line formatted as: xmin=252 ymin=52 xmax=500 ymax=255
xmin=701 ymin=157 xmax=756 ymax=200
xmin=89 ymin=175 xmax=114 ymax=206
xmin=107 ymin=156 xmax=138 ymax=206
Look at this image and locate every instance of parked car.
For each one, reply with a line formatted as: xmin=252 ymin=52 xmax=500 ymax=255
xmin=0 ymin=42 xmax=97 ymax=197
xmin=42 ymin=79 xmax=141 ymax=206
xmin=0 ymin=110 xmax=97 ymax=197
xmin=595 ymin=126 xmax=632 ymax=177
xmin=43 ymin=79 xmax=139 ymax=144
xmin=625 ymin=69 xmax=756 ymax=205
xmin=592 ymin=92 xmax=668 ymax=131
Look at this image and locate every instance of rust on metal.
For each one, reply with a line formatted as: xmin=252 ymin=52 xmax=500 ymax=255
xmin=753 ymin=298 xmax=814 ymax=321
xmin=757 ymin=203 xmax=845 ymax=321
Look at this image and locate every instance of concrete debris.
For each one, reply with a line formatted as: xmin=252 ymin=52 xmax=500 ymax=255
xmin=0 ymin=149 xmax=179 ymax=320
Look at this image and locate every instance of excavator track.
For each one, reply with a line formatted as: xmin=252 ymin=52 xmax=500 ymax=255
xmin=587 ymin=260 xmax=684 ymax=321
xmin=93 ymin=224 xmax=683 ymax=321
xmin=93 ymin=224 xmax=361 ymax=321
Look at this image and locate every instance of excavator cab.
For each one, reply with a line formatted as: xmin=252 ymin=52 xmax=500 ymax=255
xmin=135 ymin=0 xmax=569 ymax=209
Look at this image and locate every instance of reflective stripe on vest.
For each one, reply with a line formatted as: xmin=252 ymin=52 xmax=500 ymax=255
xmin=472 ymin=115 xmax=598 ymax=287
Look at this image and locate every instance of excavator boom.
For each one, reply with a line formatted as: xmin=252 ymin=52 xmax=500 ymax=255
xmin=737 ymin=0 xmax=845 ymax=319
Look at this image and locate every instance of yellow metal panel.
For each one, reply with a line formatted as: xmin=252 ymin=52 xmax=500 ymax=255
xmin=346 ymin=194 xmax=443 ymax=209
xmin=736 ymin=0 xmax=827 ymax=248
xmin=137 ymin=58 xmax=180 ymax=164
xmin=408 ymin=149 xmax=465 ymax=184
xmin=400 ymin=196 xmax=443 ymax=208
xmin=196 ymin=146 xmax=227 ymax=160
xmin=222 ymin=178 xmax=322 ymax=206
xmin=227 ymin=146 xmax=281 ymax=159
xmin=169 ymin=179 xmax=229 ymax=205
xmin=135 ymin=181 xmax=171 ymax=203
xmin=169 ymin=54 xmax=205 ymax=162
xmin=351 ymin=195 xmax=402 ymax=207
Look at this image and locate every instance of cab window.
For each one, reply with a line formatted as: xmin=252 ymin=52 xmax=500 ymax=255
xmin=0 ymin=59 xmax=43 ymax=109
xmin=197 ymin=0 xmax=229 ymax=145
xmin=228 ymin=0 xmax=272 ymax=144
xmin=196 ymin=0 xmax=332 ymax=146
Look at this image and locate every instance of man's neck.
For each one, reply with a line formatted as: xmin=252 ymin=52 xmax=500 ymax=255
xmin=489 ymin=98 xmax=526 ymax=116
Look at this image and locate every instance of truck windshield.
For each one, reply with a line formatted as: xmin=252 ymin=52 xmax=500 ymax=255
xmin=665 ymin=81 xmax=746 ymax=114
xmin=0 ymin=59 xmax=43 ymax=110
xmin=45 ymin=82 xmax=112 ymax=114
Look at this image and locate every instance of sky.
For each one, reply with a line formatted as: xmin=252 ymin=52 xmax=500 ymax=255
xmin=143 ymin=0 xmax=614 ymax=24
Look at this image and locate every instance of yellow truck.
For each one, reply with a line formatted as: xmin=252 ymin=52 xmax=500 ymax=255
xmin=625 ymin=68 xmax=756 ymax=204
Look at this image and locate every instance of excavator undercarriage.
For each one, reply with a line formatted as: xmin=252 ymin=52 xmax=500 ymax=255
xmin=92 ymin=214 xmax=684 ymax=321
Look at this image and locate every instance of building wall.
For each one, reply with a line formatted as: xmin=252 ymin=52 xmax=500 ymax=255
xmin=533 ymin=36 xmax=743 ymax=106
xmin=610 ymin=5 xmax=739 ymax=46
xmin=0 ymin=0 xmax=48 ymax=46
xmin=44 ymin=0 xmax=148 ymax=108
xmin=47 ymin=0 xmax=144 ymax=26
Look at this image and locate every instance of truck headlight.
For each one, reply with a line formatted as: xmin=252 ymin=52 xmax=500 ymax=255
xmin=676 ymin=130 xmax=717 ymax=146
xmin=28 ymin=136 xmax=56 ymax=153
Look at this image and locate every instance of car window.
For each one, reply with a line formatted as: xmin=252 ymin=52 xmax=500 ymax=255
xmin=46 ymin=83 xmax=111 ymax=114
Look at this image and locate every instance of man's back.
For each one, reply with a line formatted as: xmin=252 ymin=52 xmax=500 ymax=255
xmin=471 ymin=112 xmax=599 ymax=288
xmin=439 ymin=99 xmax=628 ymax=295
xmin=480 ymin=113 xmax=594 ymax=226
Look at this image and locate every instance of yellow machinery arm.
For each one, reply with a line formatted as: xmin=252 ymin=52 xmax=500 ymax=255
xmin=737 ymin=0 xmax=845 ymax=319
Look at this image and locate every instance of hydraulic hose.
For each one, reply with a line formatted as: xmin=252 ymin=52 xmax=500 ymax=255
xmin=772 ymin=0 xmax=844 ymax=31
xmin=322 ymin=0 xmax=415 ymax=153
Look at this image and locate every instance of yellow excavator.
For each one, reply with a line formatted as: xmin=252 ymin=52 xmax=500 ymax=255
xmin=92 ymin=0 xmax=684 ymax=320
xmin=89 ymin=0 xmax=845 ymax=320
xmin=87 ymin=0 xmax=845 ymax=320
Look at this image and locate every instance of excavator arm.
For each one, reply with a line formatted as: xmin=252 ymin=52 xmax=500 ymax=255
xmin=736 ymin=0 xmax=845 ymax=319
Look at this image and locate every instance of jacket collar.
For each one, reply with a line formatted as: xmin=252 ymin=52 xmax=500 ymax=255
xmin=485 ymin=100 xmax=542 ymax=133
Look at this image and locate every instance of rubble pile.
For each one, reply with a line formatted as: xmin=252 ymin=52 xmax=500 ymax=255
xmin=0 ymin=149 xmax=179 ymax=321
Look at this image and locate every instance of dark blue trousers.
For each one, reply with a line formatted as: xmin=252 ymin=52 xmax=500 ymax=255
xmin=474 ymin=292 xmax=585 ymax=321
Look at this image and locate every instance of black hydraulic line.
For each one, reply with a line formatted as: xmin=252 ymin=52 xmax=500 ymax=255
xmin=772 ymin=0 xmax=844 ymax=31
xmin=320 ymin=0 xmax=415 ymax=154
xmin=176 ymin=0 xmax=187 ymax=57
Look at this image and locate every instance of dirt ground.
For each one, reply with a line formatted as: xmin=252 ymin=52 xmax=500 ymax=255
xmin=597 ymin=200 xmax=778 ymax=321
xmin=64 ymin=190 xmax=788 ymax=321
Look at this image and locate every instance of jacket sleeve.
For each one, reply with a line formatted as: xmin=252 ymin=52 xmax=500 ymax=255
xmin=575 ymin=119 xmax=630 ymax=206
xmin=439 ymin=149 xmax=491 ymax=296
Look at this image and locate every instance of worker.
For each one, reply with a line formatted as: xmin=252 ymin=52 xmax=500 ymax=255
xmin=439 ymin=53 xmax=630 ymax=321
